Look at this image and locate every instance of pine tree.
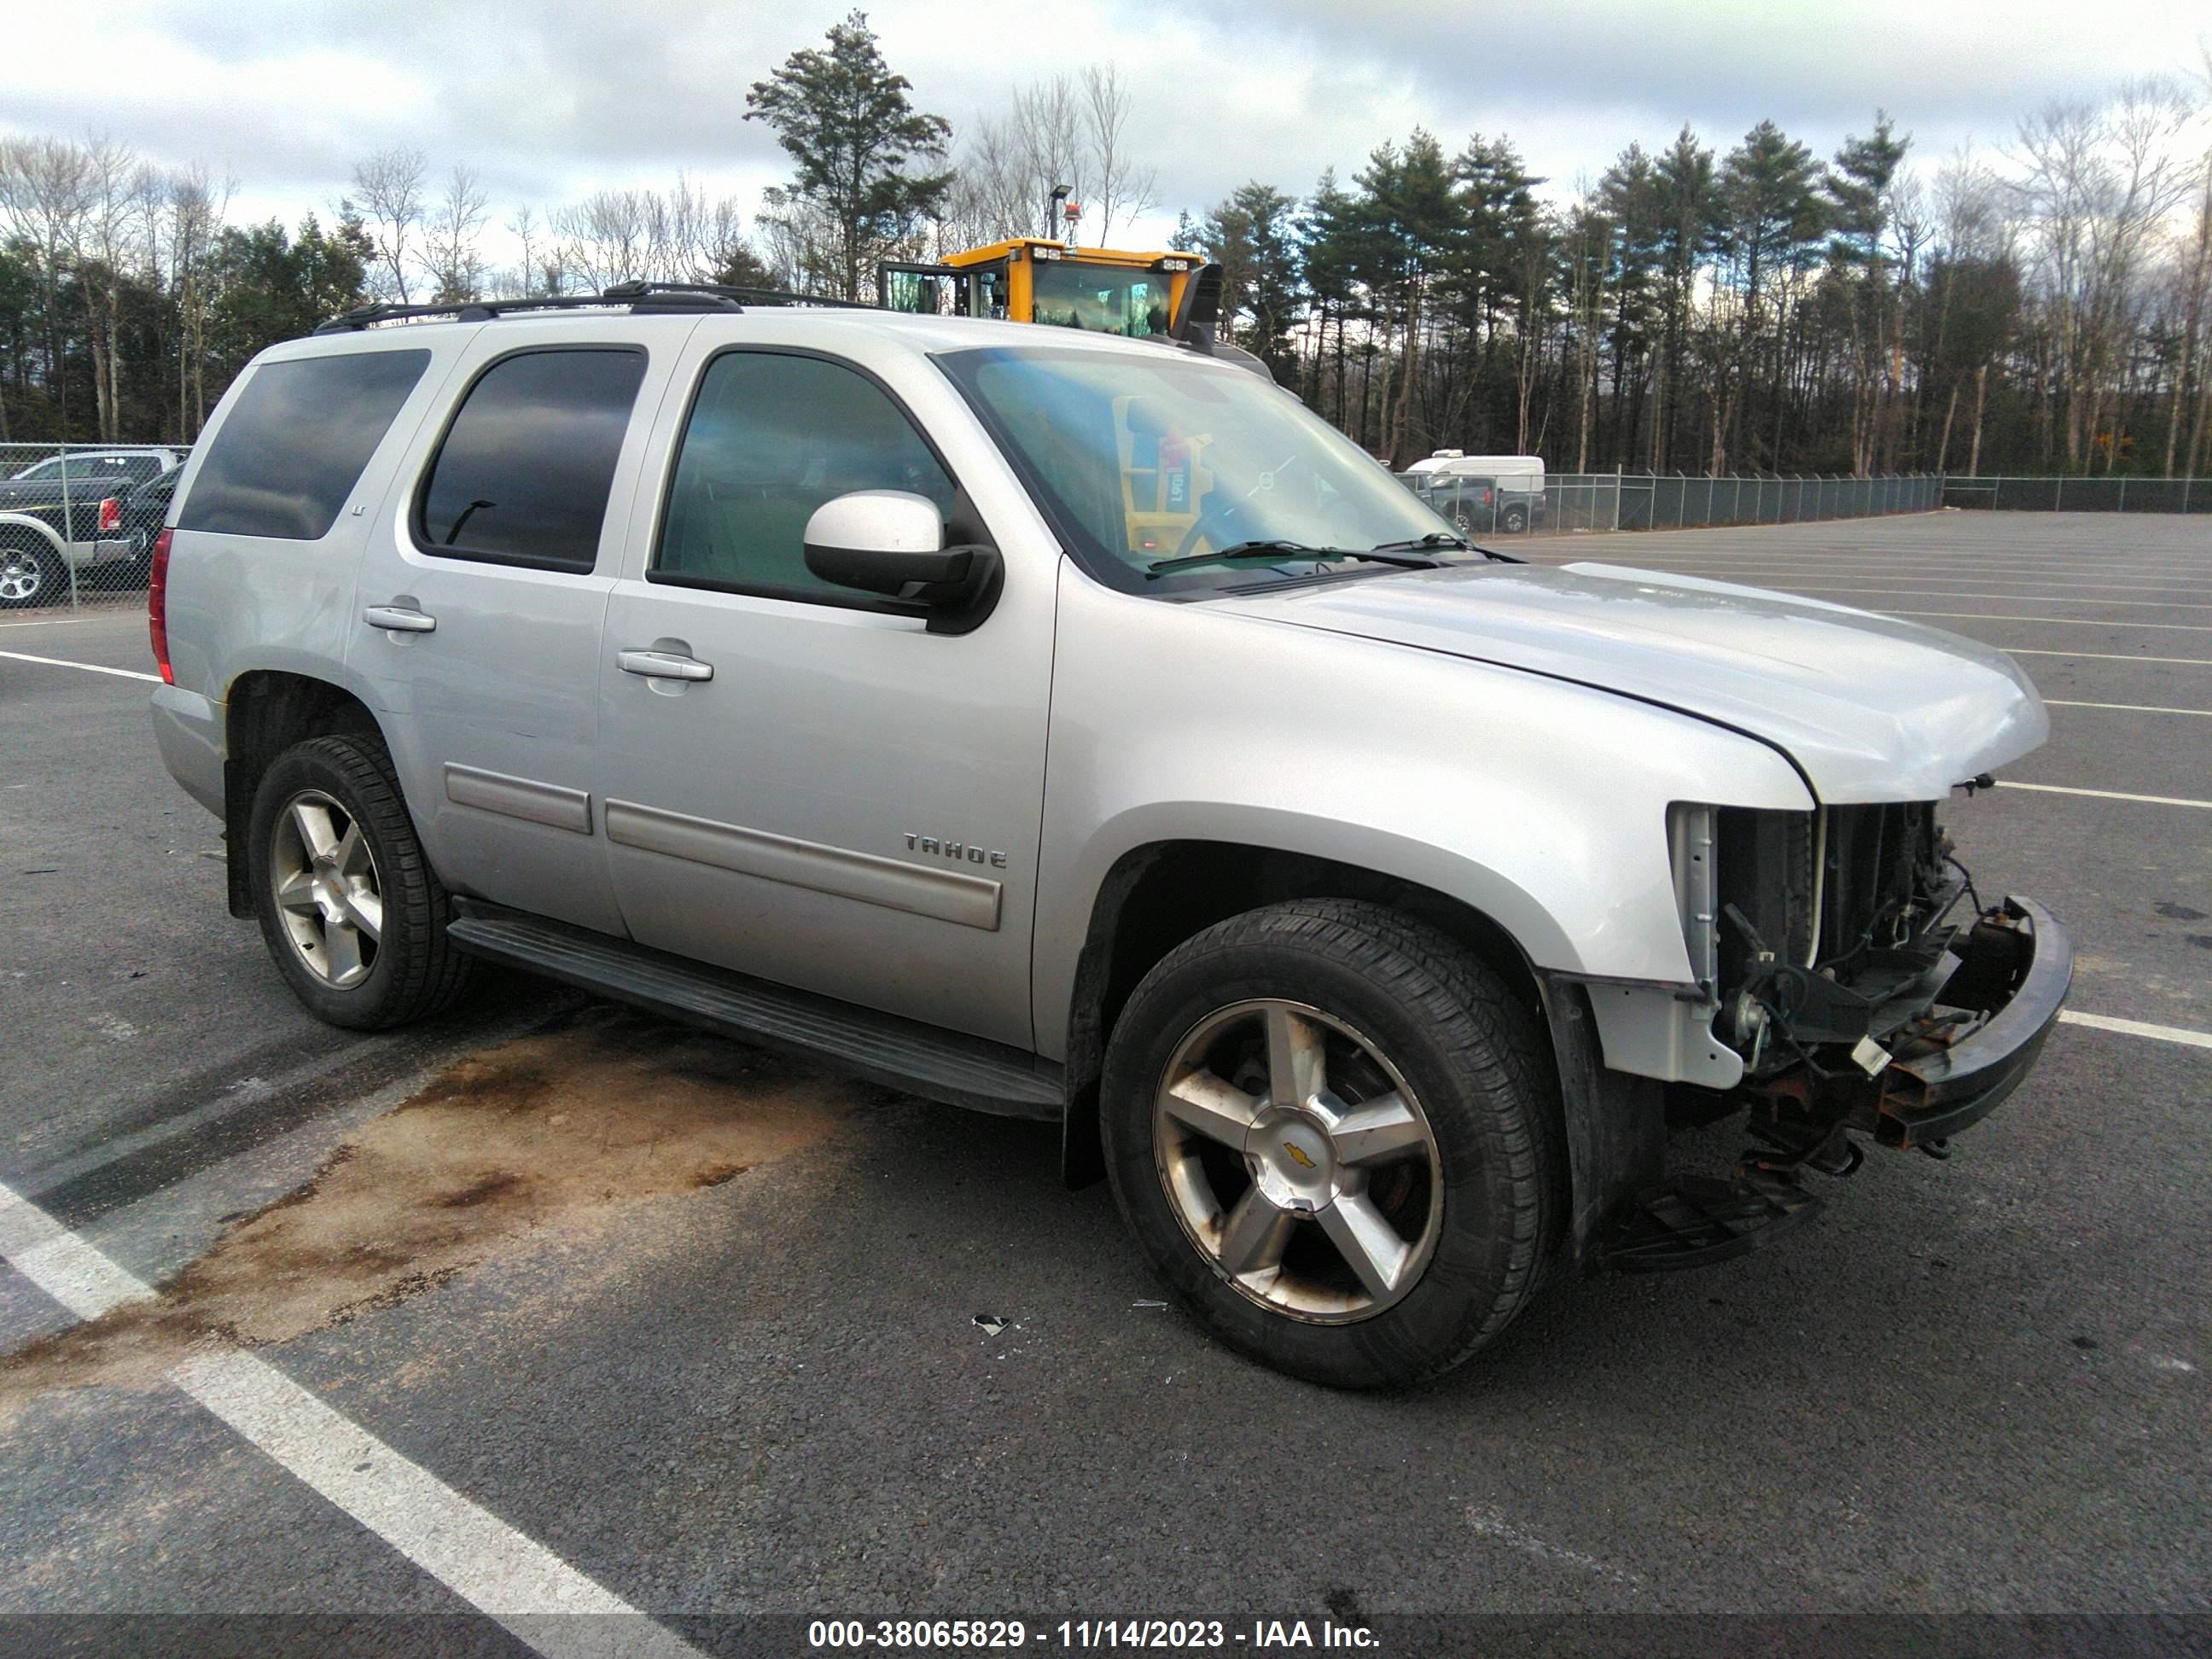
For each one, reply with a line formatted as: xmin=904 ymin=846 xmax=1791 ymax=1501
xmin=744 ymin=11 xmax=953 ymax=301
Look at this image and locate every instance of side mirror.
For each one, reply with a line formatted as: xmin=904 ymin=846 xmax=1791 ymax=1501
xmin=801 ymin=490 xmax=1001 ymax=634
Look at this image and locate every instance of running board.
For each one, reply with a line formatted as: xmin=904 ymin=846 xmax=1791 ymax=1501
xmin=446 ymin=900 xmax=1064 ymax=1122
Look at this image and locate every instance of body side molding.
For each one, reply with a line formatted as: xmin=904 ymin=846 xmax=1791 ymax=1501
xmin=443 ymin=763 xmax=594 ymax=834
xmin=603 ymin=799 xmax=1002 ymax=931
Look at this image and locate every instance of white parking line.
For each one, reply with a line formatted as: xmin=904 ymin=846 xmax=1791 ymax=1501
xmin=1999 ymin=648 xmax=2212 ymax=665
xmin=1613 ymin=567 xmax=2212 ymax=591
xmin=2001 ymin=782 xmax=2212 ymax=809
xmin=1608 ymin=553 xmax=2212 ymax=568
xmin=1562 ymin=567 xmax=2212 ymax=595
xmin=1886 ymin=612 xmax=2212 ymax=632
xmin=1592 ymin=553 xmax=2212 ymax=570
xmin=2060 ymin=1012 xmax=2212 ymax=1051
xmin=2046 ymin=700 xmax=2212 ymax=717
xmin=0 ymin=1182 xmax=701 ymax=1659
xmin=1722 ymin=586 xmax=2212 ymax=609
xmin=0 ymin=648 xmax=160 ymax=683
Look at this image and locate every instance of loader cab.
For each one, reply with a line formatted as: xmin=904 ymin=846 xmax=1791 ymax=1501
xmin=880 ymin=241 xmax=1201 ymax=339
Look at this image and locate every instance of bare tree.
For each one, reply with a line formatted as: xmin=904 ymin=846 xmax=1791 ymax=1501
xmin=545 ymin=178 xmax=769 ymax=292
xmin=1082 ymin=63 xmax=1157 ymax=244
xmin=74 ymin=138 xmax=156 ymax=441
xmin=0 ymin=136 xmax=92 ymax=428
xmin=166 ymin=165 xmax=230 ymax=434
xmin=420 ymin=163 xmax=488 ymax=303
xmin=504 ymin=205 xmax=544 ymax=297
xmin=348 ymin=146 xmax=427 ymax=303
xmin=555 ymin=189 xmax=666 ymax=288
xmin=2009 ymin=81 xmax=2194 ymax=469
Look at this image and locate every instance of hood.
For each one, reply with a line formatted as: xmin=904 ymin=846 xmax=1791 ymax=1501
xmin=1216 ymin=560 xmax=2048 ymax=802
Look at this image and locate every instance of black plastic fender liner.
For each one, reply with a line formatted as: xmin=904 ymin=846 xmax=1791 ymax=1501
xmin=1534 ymin=974 xmax=1668 ymax=1268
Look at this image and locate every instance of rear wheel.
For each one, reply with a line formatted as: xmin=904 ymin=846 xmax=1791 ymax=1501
xmin=248 ymin=733 xmax=476 ymax=1029
xmin=1101 ymin=899 xmax=1558 ymax=1388
xmin=0 ymin=543 xmax=64 ymax=608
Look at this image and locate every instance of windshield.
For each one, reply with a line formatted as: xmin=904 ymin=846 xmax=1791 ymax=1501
xmin=1029 ymin=262 xmax=1171 ymax=338
xmin=937 ymin=345 xmax=1469 ymax=594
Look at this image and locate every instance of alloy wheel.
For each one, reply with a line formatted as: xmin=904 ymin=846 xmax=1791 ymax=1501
xmin=269 ymin=789 xmax=383 ymax=989
xmin=0 ymin=550 xmax=48 ymax=603
xmin=1152 ymin=998 xmax=1444 ymax=1323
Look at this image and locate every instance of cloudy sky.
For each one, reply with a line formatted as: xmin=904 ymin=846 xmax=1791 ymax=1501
xmin=4 ymin=0 xmax=2205 ymax=258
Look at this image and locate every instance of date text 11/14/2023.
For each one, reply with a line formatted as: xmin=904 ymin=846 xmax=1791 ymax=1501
xmin=806 ymin=1619 xmax=1381 ymax=1650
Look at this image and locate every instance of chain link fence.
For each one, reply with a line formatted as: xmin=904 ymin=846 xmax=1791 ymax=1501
xmin=1941 ymin=476 xmax=2211 ymax=513
xmin=0 ymin=441 xmax=188 ymax=612
xmin=1396 ymin=470 xmax=1945 ymax=539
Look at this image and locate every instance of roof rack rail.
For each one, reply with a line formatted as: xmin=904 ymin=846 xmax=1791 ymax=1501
xmin=312 ymin=279 xmax=880 ymax=334
xmin=304 ymin=268 xmax=1278 ymax=380
xmin=603 ymin=279 xmax=878 ymax=311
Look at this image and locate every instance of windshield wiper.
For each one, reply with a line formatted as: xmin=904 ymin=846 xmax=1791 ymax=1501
xmin=1370 ymin=531 xmax=1520 ymax=564
xmin=1146 ymin=540 xmax=1441 ymax=578
xmin=1370 ymin=532 xmax=1468 ymax=552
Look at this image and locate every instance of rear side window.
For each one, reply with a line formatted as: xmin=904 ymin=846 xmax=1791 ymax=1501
xmin=653 ymin=350 xmax=956 ymax=600
xmin=416 ymin=348 xmax=647 ymax=572
xmin=179 ymin=351 xmax=429 ymax=539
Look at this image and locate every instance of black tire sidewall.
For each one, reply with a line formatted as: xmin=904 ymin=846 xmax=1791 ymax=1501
xmin=247 ymin=735 xmax=435 ymax=1030
xmin=1102 ymin=906 xmax=1551 ymax=1389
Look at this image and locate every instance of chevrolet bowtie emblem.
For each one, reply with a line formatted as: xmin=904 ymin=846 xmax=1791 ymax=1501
xmin=1283 ymin=1142 xmax=1316 ymax=1170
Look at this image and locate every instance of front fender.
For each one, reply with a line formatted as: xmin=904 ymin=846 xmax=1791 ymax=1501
xmin=1031 ymin=567 xmax=1814 ymax=1060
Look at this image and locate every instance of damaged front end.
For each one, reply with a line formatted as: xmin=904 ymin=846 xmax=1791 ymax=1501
xmin=1598 ymin=799 xmax=2072 ymax=1272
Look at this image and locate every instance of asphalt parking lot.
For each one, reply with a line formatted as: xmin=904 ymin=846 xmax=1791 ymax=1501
xmin=1 ymin=510 xmax=2206 ymax=1653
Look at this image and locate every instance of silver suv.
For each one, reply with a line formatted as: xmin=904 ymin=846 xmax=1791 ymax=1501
xmin=148 ymin=287 xmax=2071 ymax=1388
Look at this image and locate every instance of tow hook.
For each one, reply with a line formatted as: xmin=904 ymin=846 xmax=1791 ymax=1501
xmin=1918 ymin=1138 xmax=1953 ymax=1161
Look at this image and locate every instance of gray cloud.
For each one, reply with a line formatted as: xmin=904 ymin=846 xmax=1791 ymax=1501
xmin=5 ymin=0 xmax=2203 ymax=246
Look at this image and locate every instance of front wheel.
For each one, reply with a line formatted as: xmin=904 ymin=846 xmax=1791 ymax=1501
xmin=247 ymin=733 xmax=477 ymax=1029
xmin=1501 ymin=504 xmax=1528 ymax=533
xmin=1101 ymin=900 xmax=1559 ymax=1388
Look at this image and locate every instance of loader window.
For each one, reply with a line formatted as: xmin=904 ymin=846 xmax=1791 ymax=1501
xmin=1030 ymin=264 xmax=1170 ymax=337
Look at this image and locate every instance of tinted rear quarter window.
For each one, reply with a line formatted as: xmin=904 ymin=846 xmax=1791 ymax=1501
xmin=416 ymin=348 xmax=647 ymax=572
xmin=179 ymin=350 xmax=430 ymax=539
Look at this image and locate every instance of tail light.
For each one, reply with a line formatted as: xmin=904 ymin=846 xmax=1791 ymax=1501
xmin=148 ymin=528 xmax=173 ymax=684
xmin=98 ymin=497 xmax=120 ymax=532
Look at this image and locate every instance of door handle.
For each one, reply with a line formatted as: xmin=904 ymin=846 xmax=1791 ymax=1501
xmin=617 ymin=649 xmax=713 ymax=683
xmin=364 ymin=605 xmax=437 ymax=633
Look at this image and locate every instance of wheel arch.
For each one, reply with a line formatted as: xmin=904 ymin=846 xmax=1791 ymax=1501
xmin=1057 ymin=837 xmax=1555 ymax=1187
xmin=1057 ymin=839 xmax=1665 ymax=1266
xmin=0 ymin=512 xmax=67 ymax=557
xmin=221 ymin=670 xmax=388 ymax=917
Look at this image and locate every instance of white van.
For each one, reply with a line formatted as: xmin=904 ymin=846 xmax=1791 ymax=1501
xmin=1405 ymin=451 xmax=1546 ymax=533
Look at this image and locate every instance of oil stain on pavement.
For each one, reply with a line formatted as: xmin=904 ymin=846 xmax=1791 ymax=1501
xmin=1 ymin=1005 xmax=866 ymax=1405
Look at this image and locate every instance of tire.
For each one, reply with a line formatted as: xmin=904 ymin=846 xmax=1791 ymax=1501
xmin=1101 ymin=899 xmax=1558 ymax=1389
xmin=247 ymin=732 xmax=477 ymax=1030
xmin=1501 ymin=505 xmax=1528 ymax=533
xmin=0 ymin=542 xmax=65 ymax=608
